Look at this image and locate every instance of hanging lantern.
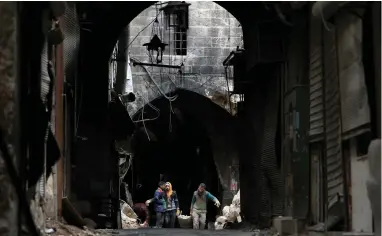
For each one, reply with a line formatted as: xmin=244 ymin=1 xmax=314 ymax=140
xmin=142 ymin=34 xmax=168 ymax=64
xmin=160 ymin=1 xmax=191 ymax=30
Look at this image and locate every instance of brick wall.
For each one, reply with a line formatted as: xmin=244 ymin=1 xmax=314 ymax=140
xmin=125 ymin=1 xmax=242 ymax=114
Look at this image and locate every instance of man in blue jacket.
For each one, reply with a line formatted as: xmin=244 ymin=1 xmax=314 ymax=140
xmin=153 ymin=181 xmax=167 ymax=228
xmin=190 ymin=183 xmax=220 ymax=229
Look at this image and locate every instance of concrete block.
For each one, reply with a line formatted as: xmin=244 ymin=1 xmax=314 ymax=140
xmin=273 ymin=217 xmax=302 ymax=236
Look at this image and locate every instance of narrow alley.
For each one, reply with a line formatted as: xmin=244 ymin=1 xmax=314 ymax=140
xmin=0 ymin=1 xmax=380 ymax=236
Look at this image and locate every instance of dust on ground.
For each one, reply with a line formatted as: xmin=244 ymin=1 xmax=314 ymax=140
xmin=46 ymin=219 xmax=114 ymax=236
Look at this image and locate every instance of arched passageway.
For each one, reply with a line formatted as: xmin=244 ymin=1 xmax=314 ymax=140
xmin=129 ymin=89 xmax=240 ymax=205
xmin=74 ymin=1 xmax=269 ymax=228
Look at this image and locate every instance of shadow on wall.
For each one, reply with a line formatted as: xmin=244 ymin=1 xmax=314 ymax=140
xmin=131 ymin=88 xmax=242 ymax=191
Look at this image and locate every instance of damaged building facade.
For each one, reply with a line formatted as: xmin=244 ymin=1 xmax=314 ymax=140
xmin=0 ymin=1 xmax=380 ymax=235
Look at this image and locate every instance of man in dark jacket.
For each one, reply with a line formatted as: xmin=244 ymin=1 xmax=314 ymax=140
xmin=153 ymin=181 xmax=166 ymax=228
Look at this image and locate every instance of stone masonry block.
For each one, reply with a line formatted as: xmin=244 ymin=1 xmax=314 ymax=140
xmin=190 ymin=57 xmax=208 ymax=66
xmin=142 ymin=7 xmax=157 ymax=17
xmin=188 ymin=27 xmax=209 ymax=37
xmin=195 ymin=1 xmax=216 ymax=10
xmin=189 ymin=17 xmax=211 ymax=27
xmin=211 ymin=37 xmax=228 ymax=48
xmin=272 ymin=217 xmax=301 ymax=236
xmin=129 ymin=46 xmax=145 ymax=56
xmin=211 ymin=18 xmax=229 ymax=27
xmin=207 ymin=27 xmax=230 ymax=38
xmin=189 ymin=37 xmax=211 ymax=48
xmin=129 ymin=26 xmax=151 ymax=37
xmin=202 ymin=10 xmax=224 ymax=18
xmin=187 ymin=47 xmax=204 ymax=57
xmin=198 ymin=66 xmax=214 ymax=74
xmin=130 ymin=16 xmax=151 ymax=27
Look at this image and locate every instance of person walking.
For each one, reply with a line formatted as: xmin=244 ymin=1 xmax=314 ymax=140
xmin=132 ymin=202 xmax=150 ymax=227
xmin=190 ymin=183 xmax=220 ymax=229
xmin=164 ymin=182 xmax=180 ymax=228
xmin=153 ymin=181 xmax=167 ymax=228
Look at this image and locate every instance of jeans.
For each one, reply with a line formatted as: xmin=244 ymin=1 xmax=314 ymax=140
xmin=155 ymin=212 xmax=164 ymax=228
xmin=164 ymin=210 xmax=176 ymax=228
xmin=192 ymin=210 xmax=206 ymax=229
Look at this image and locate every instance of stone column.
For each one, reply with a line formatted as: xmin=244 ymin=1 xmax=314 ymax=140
xmin=0 ymin=2 xmax=19 ymax=235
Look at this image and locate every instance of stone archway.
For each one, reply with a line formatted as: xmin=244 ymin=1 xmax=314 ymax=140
xmin=131 ymin=89 xmax=240 ymax=199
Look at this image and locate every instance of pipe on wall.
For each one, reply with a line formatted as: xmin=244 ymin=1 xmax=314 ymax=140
xmin=115 ymin=27 xmax=129 ymax=94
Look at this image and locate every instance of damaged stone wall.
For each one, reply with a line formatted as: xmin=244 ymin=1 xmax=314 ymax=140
xmin=126 ymin=1 xmax=243 ymax=114
xmin=0 ymin=3 xmax=19 ymax=235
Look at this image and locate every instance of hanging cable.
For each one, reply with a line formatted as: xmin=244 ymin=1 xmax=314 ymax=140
xmin=141 ymin=105 xmax=150 ymax=141
xmin=126 ymin=11 xmax=162 ymax=53
xmin=133 ymin=95 xmax=160 ymax=123
xmin=130 ymin=57 xmax=178 ymax=101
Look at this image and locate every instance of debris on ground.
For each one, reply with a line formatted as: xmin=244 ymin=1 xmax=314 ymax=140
xmin=177 ymin=214 xmax=192 ymax=228
xmin=214 ymin=190 xmax=241 ymax=230
xmin=45 ymin=219 xmax=112 ymax=236
xmin=120 ymin=200 xmax=140 ymax=229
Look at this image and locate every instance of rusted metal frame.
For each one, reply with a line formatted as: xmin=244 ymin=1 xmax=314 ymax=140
xmin=131 ymin=61 xmax=181 ymax=69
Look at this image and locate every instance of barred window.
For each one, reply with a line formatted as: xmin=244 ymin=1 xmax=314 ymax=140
xmin=165 ymin=12 xmax=188 ymax=56
xmin=174 ymin=27 xmax=187 ymax=55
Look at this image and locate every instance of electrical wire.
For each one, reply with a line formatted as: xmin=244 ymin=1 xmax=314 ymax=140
xmin=126 ymin=11 xmax=162 ymax=53
xmin=133 ymin=95 xmax=160 ymax=123
xmin=130 ymin=57 xmax=178 ymax=101
xmin=141 ymin=105 xmax=151 ymax=141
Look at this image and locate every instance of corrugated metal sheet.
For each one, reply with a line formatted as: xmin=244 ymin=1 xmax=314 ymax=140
xmin=309 ymin=19 xmax=324 ymax=141
xmin=41 ymin=42 xmax=50 ymax=102
xmin=323 ymin=25 xmax=344 ymax=205
xmin=260 ymin=67 xmax=283 ymax=225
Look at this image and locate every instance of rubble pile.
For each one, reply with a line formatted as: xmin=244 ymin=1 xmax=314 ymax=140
xmin=120 ymin=201 xmax=140 ymax=229
xmin=214 ymin=190 xmax=241 ymax=230
xmin=45 ymin=219 xmax=112 ymax=236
